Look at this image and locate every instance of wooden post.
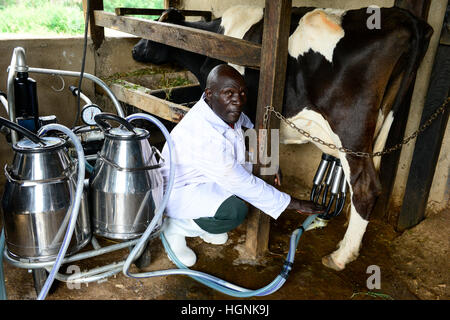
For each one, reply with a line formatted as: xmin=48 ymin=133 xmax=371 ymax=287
xmin=245 ymin=0 xmax=292 ymax=258
xmin=397 ymin=32 xmax=450 ymax=231
xmin=164 ymin=0 xmax=181 ymax=9
xmin=372 ymin=0 xmax=432 ymax=223
xmin=83 ymin=0 xmax=105 ymax=50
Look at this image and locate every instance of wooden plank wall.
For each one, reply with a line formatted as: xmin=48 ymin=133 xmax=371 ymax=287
xmin=398 ymin=30 xmax=449 ymax=231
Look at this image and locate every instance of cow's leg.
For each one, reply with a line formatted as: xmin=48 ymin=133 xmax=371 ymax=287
xmin=322 ymin=156 xmax=381 ymax=271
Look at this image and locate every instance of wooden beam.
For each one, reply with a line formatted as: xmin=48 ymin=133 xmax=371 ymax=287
xmin=109 ymin=80 xmax=190 ymax=123
xmin=93 ymin=10 xmax=261 ymax=68
xmin=397 ymin=41 xmax=450 ymax=231
xmin=245 ymin=0 xmax=292 ymax=258
xmin=83 ymin=0 xmax=105 ymax=50
xmin=115 ymin=8 xmax=212 ymax=21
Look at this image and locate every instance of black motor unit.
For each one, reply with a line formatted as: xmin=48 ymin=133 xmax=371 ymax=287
xmin=14 ymin=71 xmax=40 ymax=132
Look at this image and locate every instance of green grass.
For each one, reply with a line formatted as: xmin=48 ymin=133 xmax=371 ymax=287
xmin=0 ymin=0 xmax=163 ymax=36
xmin=350 ymin=291 xmax=394 ymax=300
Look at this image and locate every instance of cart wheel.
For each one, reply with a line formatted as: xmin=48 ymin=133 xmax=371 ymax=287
xmin=32 ymin=268 xmax=48 ymax=296
xmin=133 ymin=241 xmax=152 ymax=269
xmin=32 ymin=268 xmax=60 ymax=296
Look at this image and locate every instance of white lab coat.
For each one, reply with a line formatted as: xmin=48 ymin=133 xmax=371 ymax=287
xmin=160 ymin=96 xmax=291 ymax=220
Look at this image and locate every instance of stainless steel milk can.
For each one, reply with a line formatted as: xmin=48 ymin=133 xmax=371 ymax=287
xmin=0 ymin=117 xmax=91 ymax=262
xmin=89 ymin=113 xmax=164 ymax=240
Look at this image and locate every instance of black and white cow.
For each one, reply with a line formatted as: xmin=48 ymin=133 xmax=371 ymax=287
xmin=132 ymin=6 xmax=432 ymax=271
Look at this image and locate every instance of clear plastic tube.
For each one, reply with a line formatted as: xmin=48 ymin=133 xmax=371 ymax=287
xmin=121 ymin=113 xmax=175 ymax=278
xmin=159 ymin=214 xmax=318 ymax=297
xmin=36 ymin=123 xmax=85 ymax=300
xmin=0 ymin=229 xmax=7 ymax=300
xmin=28 ymin=67 xmax=124 ymax=117
xmin=0 ymin=95 xmax=8 ymax=115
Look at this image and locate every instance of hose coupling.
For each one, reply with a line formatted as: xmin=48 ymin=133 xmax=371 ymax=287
xmin=280 ymin=261 xmax=294 ymax=279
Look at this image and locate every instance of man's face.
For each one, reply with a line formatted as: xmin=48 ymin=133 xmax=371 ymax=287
xmin=205 ymin=73 xmax=248 ymax=125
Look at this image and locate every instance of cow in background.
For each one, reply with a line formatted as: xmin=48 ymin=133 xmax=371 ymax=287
xmin=132 ymin=6 xmax=433 ymax=271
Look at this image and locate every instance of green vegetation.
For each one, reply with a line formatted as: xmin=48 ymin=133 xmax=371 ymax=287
xmin=103 ymin=68 xmax=193 ymax=89
xmin=350 ymin=291 xmax=394 ymax=300
xmin=159 ymin=75 xmax=193 ymax=90
xmin=103 ymin=67 xmax=162 ymax=84
xmin=0 ymin=0 xmax=163 ymax=36
xmin=105 ymin=68 xmax=194 ymax=101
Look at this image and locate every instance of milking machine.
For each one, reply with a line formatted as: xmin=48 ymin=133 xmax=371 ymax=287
xmin=306 ymin=153 xmax=348 ymax=230
xmin=0 ymin=47 xmax=163 ymax=299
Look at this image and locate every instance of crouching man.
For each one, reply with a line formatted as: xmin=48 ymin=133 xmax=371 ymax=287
xmin=160 ymin=64 xmax=324 ymax=267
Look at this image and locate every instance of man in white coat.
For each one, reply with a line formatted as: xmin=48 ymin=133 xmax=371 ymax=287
xmin=160 ymin=64 xmax=324 ymax=267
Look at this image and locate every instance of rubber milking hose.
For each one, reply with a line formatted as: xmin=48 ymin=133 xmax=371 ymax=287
xmin=0 ymin=116 xmax=43 ymax=144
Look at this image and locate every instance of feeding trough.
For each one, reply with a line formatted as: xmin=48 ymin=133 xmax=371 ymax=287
xmin=104 ymin=68 xmax=201 ymax=123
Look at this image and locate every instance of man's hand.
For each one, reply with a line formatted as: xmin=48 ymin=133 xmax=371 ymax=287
xmin=287 ymin=197 xmax=325 ymax=215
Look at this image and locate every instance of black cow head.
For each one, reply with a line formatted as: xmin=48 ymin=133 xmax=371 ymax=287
xmin=132 ymin=8 xmax=186 ymax=63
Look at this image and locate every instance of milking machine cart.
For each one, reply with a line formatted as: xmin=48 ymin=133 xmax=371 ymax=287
xmin=0 ymin=47 xmax=173 ymax=300
xmin=0 ymin=46 xmax=348 ymax=301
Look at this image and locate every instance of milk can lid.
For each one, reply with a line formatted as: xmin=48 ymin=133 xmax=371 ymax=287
xmin=13 ymin=136 xmax=65 ymax=152
xmin=107 ymin=127 xmax=149 ymax=140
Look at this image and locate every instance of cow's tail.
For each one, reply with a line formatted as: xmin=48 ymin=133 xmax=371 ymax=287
xmin=373 ymin=9 xmax=432 ymax=170
xmin=389 ymin=10 xmax=433 ymax=115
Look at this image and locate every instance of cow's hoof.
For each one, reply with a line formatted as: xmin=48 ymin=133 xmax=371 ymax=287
xmin=322 ymin=255 xmax=345 ymax=271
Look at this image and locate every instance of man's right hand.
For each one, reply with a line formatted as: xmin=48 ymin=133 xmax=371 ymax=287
xmin=287 ymin=197 xmax=325 ymax=215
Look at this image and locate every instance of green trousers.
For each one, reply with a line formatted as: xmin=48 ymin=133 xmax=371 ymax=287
xmin=193 ymin=196 xmax=248 ymax=234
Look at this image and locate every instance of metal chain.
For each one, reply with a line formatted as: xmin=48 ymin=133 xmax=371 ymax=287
xmin=264 ymin=96 xmax=449 ymax=158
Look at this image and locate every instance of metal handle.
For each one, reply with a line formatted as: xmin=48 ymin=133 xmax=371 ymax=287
xmin=0 ymin=116 xmax=44 ymax=145
xmin=94 ymin=113 xmax=137 ymax=134
xmin=4 ymin=164 xmax=74 ymax=186
xmin=127 ymin=116 xmax=166 ymax=167
xmin=151 ymin=145 xmax=165 ymax=165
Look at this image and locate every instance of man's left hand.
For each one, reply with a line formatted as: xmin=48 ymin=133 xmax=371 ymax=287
xmin=287 ymin=198 xmax=325 ymax=215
